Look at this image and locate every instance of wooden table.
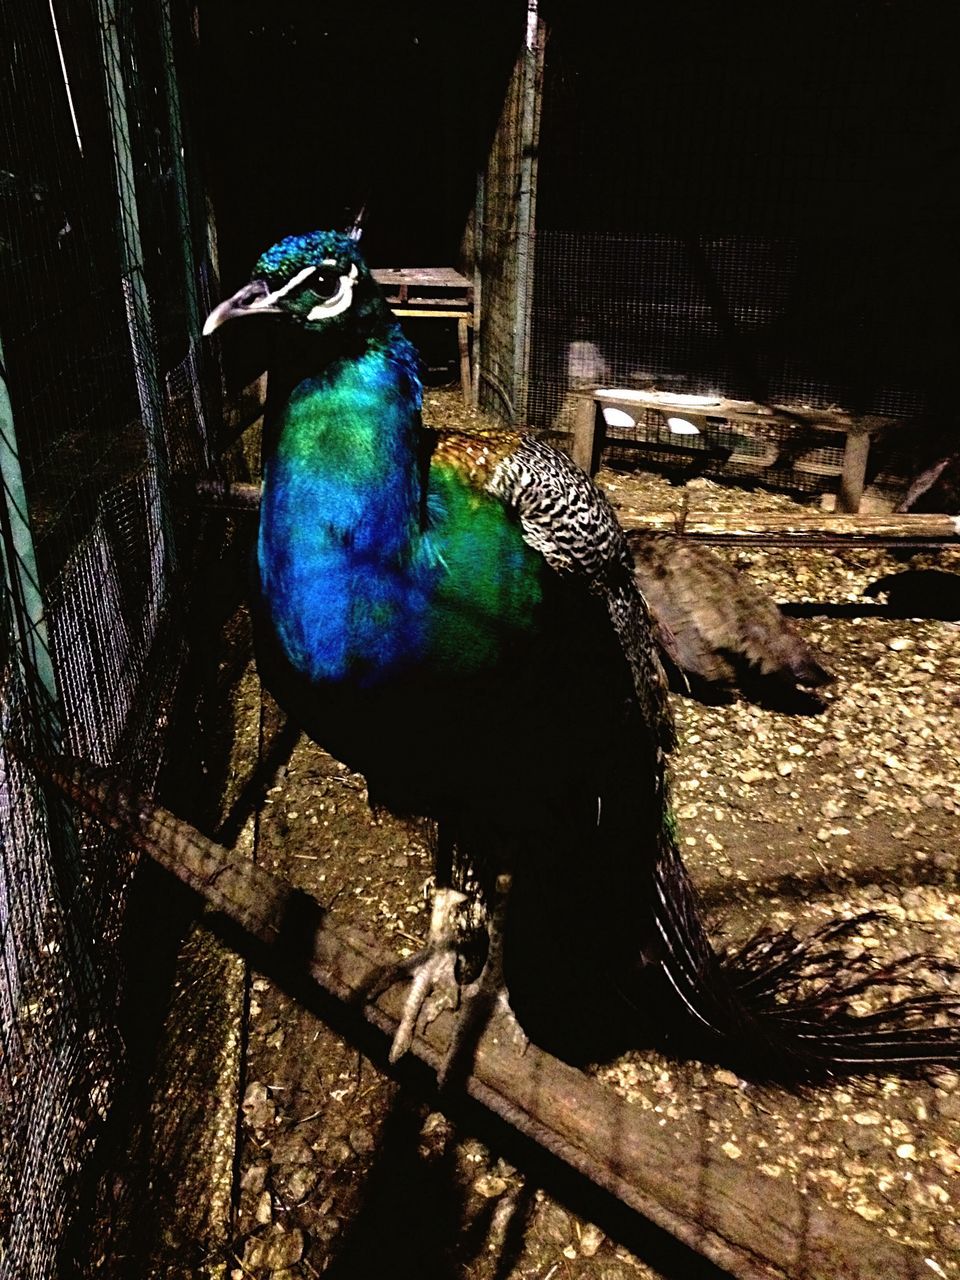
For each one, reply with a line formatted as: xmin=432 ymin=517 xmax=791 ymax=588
xmin=569 ymin=388 xmax=895 ymax=514
xmin=371 ymin=267 xmax=475 ymax=406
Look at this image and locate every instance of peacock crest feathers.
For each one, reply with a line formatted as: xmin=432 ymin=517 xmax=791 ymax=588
xmin=254 ymin=229 xmax=366 ymax=283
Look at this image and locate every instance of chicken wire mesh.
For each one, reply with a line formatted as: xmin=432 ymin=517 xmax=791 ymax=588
xmin=477 ymin=0 xmax=960 ymax=495
xmin=1 ymin=0 xmax=215 ymax=1274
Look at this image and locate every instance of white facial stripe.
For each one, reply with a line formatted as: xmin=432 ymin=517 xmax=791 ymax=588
xmin=262 ymin=265 xmax=316 ymax=306
xmin=306 ymin=266 xmax=359 ymax=322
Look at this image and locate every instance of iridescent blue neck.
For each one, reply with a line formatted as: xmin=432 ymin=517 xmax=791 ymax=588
xmin=257 ymin=336 xmax=428 ymax=684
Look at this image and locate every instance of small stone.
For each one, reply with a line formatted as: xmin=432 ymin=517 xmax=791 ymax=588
xmin=473 ymin=1174 xmax=508 ymax=1198
xmin=539 ymin=1204 xmax=571 ymax=1244
xmin=261 ymin=1226 xmax=305 ymax=1270
xmin=739 ymin=768 xmax=765 ymax=784
xmin=851 ymin=1201 xmax=884 ymax=1222
xmin=240 ymin=1163 xmax=268 ymax=1194
xmin=562 ymin=1245 xmax=577 ymax=1260
xmin=243 ymin=1081 xmax=268 ymax=1108
xmin=349 ymin=1126 xmax=375 ymax=1155
xmin=283 ymin=1165 xmax=319 ymax=1203
xmin=242 ymin=1225 xmax=305 ymax=1272
xmin=888 ymin=637 xmax=912 ymax=651
xmin=721 ymin=1141 xmax=742 ymax=1159
xmin=242 ymin=1085 xmax=276 ymax=1132
xmin=713 ymin=1069 xmax=740 ymax=1087
xmin=852 ymin=1111 xmax=882 ymax=1126
xmin=272 ymin=1133 xmax=314 ymax=1166
xmin=934 ymin=1093 xmax=960 ymax=1121
xmin=896 ymin=1142 xmax=916 ymax=1160
xmin=777 ymin=761 xmax=793 ymax=777
xmin=254 ymin=1190 xmax=273 ymax=1225
xmin=579 ymin=1223 xmax=604 ymax=1257
xmin=327 ymin=1139 xmax=353 ymax=1164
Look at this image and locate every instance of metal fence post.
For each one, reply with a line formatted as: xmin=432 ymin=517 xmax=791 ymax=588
xmin=0 ymin=335 xmax=99 ymax=1000
xmin=97 ymin=0 xmax=177 ymax=571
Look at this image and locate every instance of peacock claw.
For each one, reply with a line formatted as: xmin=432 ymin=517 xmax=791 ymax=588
xmin=388 ymin=886 xmax=467 ymax=1064
xmin=436 ymin=974 xmax=526 ymax=1087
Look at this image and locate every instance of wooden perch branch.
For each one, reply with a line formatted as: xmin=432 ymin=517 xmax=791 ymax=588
xmin=619 ymin=511 xmax=960 ymax=546
xmin=184 ymin=479 xmax=959 ymax=546
xmin=29 ymin=753 xmax=931 ymax=1280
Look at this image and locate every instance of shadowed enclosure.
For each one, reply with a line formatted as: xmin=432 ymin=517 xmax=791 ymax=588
xmin=1 ymin=2 xmax=959 ymax=1277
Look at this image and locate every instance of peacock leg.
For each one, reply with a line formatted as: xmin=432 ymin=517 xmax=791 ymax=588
xmin=437 ymin=870 xmax=527 ymax=1086
xmin=388 ymin=824 xmax=466 ymax=1063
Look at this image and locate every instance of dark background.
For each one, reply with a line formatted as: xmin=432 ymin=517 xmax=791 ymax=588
xmin=195 ymin=0 xmax=960 ymax=415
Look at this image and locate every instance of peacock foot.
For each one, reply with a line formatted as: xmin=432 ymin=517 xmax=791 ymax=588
xmin=389 ymin=886 xmax=467 ymax=1063
xmin=435 ymin=965 xmax=527 ymax=1087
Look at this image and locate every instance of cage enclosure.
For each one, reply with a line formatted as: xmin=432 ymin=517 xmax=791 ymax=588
xmin=2 ymin=1 xmax=959 ymax=1277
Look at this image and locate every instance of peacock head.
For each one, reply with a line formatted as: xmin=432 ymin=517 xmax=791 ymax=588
xmin=203 ymin=229 xmax=388 ymax=337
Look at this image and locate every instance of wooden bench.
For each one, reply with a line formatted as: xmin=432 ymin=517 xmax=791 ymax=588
xmin=569 ymin=388 xmax=893 ymax=513
xmin=371 ymin=267 xmax=475 ymax=406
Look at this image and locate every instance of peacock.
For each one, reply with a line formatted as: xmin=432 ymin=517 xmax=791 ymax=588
xmin=204 ymin=228 xmax=960 ymax=1079
xmin=627 ymin=532 xmax=834 ymax=706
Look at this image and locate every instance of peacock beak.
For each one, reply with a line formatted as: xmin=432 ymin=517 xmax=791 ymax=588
xmin=202 ymin=279 xmax=279 ymax=335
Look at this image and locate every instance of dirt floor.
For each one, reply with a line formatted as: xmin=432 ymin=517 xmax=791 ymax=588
xmin=218 ymin=391 xmax=960 ymax=1280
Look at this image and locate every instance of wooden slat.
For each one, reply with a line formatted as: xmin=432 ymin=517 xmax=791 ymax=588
xmin=372 ymin=267 xmax=472 ymax=288
xmin=389 ymin=307 xmax=474 ymax=320
xmin=33 ymin=752 xmax=932 ymax=1280
xmin=584 ymin=389 xmax=896 ymax=436
xmin=619 ymin=511 xmax=960 ymax=545
xmin=185 ymin=482 xmax=960 ymax=547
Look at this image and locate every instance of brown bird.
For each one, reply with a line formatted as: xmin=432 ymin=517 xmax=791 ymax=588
xmin=627 ymin=533 xmax=834 ymax=706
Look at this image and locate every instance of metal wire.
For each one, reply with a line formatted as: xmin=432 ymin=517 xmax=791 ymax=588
xmin=0 ymin=0 xmax=214 ymax=1274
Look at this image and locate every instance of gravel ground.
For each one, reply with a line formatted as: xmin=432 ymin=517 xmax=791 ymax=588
xmin=224 ymin=391 xmax=960 ymax=1280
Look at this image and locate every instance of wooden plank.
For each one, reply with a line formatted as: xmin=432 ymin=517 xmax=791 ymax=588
xmin=183 ymin=483 xmax=960 ymax=547
xmin=372 ymin=267 xmax=472 ymax=288
xmin=585 ymin=389 xmax=895 ymax=435
xmin=619 ymin=511 xmax=960 ymax=546
xmin=32 ymin=752 xmax=932 ymax=1280
xmin=388 ymin=307 xmax=474 ymax=319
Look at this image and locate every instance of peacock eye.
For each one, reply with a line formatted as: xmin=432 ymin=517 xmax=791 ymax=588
xmin=309 ymin=267 xmax=341 ymax=299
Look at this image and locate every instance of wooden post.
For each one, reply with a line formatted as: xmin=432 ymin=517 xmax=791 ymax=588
xmin=457 ymin=317 xmax=471 ymax=407
xmin=571 ymin=393 xmax=600 ymax=473
xmin=837 ymin=430 xmax=871 ymax=513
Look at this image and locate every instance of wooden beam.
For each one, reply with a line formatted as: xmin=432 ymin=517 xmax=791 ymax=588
xmin=31 ymin=752 xmax=933 ymax=1280
xmin=619 ymin=511 xmax=960 ymax=546
xmin=388 ymin=308 xmax=474 ymax=320
xmin=183 ymin=481 xmax=960 ymax=547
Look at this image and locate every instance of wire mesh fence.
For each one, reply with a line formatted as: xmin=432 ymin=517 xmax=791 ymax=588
xmin=0 ymin=0 xmax=215 ymax=1273
xmin=473 ymin=0 xmax=960 ymax=495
